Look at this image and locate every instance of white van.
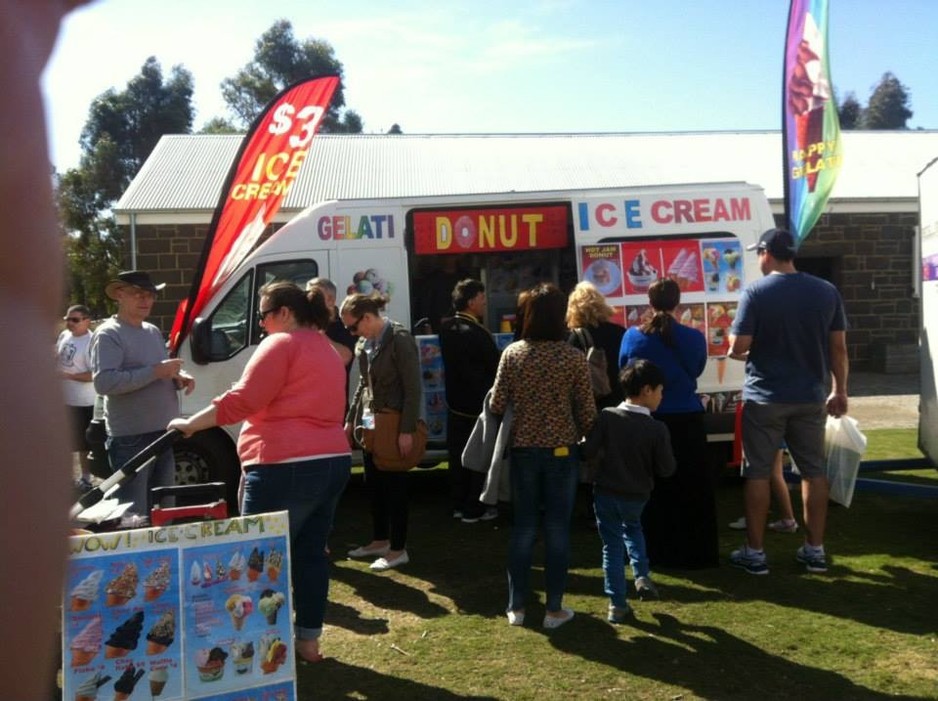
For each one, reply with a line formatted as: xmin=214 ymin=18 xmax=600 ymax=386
xmin=917 ymin=159 xmax=938 ymax=465
xmin=174 ymin=182 xmax=774 ymax=499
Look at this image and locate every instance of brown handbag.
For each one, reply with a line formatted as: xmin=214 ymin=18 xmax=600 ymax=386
xmin=355 ymin=409 xmax=429 ymax=471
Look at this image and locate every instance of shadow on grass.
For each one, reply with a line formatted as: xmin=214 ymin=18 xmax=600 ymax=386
xmin=329 ymin=469 xmax=938 ymax=640
xmin=297 ymin=658 xmax=499 ymax=700
xmin=548 ymin=611 xmax=924 ymax=700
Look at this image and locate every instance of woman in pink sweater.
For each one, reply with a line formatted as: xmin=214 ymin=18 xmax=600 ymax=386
xmin=169 ymin=282 xmax=350 ymax=662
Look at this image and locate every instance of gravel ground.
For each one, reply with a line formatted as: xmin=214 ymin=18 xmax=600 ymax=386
xmin=846 ymin=372 xmax=920 ymax=430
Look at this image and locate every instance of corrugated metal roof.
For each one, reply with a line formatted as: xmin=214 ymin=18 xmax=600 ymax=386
xmin=115 ymin=131 xmax=938 ymax=215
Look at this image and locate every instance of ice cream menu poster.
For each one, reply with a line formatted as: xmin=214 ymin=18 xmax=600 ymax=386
xmin=64 ymin=512 xmax=297 ymax=701
xmin=586 ymin=238 xmax=744 ymax=299
xmin=417 ymin=335 xmax=447 ymax=443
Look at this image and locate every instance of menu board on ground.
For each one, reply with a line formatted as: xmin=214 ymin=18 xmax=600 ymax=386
xmin=416 ymin=335 xmax=447 ymax=442
xmin=64 ymin=512 xmax=296 ymax=701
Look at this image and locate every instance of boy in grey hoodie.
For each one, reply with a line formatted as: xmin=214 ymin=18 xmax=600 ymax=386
xmin=582 ymin=359 xmax=675 ymax=623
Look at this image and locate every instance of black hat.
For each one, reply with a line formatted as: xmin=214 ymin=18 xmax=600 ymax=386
xmin=105 ymin=270 xmax=166 ymax=300
xmin=746 ymin=228 xmax=797 ymax=259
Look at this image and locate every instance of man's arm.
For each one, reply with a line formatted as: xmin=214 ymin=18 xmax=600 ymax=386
xmin=728 ymin=332 xmax=752 ymax=360
xmin=92 ymin=331 xmax=182 ymax=396
xmin=827 ymin=329 xmax=849 ymax=417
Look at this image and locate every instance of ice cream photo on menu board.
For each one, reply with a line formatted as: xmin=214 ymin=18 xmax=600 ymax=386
xmin=622 ymin=244 xmax=659 ymax=295
xmin=662 ymin=241 xmax=704 ymax=293
xmin=581 ymin=244 xmax=624 ymax=296
xmin=701 ymin=240 xmax=744 ymax=294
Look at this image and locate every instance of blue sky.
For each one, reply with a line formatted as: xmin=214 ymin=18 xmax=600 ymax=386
xmin=42 ymin=0 xmax=937 ymax=171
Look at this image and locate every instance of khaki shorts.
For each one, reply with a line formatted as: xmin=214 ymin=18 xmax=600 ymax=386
xmin=741 ymin=401 xmax=825 ymax=479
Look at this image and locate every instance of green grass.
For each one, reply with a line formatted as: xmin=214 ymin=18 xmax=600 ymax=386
xmin=863 ymin=428 xmax=927 ymax=462
xmin=299 ymin=450 xmax=938 ymax=700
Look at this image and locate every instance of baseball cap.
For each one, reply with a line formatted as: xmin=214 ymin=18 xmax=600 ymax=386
xmin=746 ymin=228 xmax=797 ymax=259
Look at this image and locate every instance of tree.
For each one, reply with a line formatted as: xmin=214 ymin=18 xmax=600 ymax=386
xmin=388 ymin=123 xmax=403 ymax=135
xmin=220 ymin=20 xmax=362 ymax=133
xmin=57 ymin=58 xmax=195 ymax=313
xmin=837 ymin=92 xmax=862 ymax=130
xmin=199 ymin=117 xmax=240 ymax=134
xmin=863 ymin=72 xmax=913 ymax=129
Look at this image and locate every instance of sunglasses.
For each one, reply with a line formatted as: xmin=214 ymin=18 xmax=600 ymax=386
xmin=65 ymin=317 xmax=86 ymax=323
xmin=258 ymin=307 xmax=280 ymax=322
xmin=344 ymin=317 xmax=363 ymax=334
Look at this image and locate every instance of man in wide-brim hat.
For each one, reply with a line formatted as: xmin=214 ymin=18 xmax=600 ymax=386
xmin=91 ymin=270 xmax=193 ymax=517
xmin=104 ymin=270 xmax=166 ymax=300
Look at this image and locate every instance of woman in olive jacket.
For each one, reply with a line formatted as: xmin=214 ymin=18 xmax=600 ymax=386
xmin=341 ymin=292 xmax=422 ymax=571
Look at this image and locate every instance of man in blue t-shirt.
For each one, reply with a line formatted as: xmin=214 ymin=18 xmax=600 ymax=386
xmin=728 ymin=228 xmax=848 ymax=575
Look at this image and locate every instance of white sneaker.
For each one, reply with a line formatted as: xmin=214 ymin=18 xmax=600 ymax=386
xmin=728 ymin=517 xmax=747 ymax=530
xmin=506 ymin=610 xmax=525 ymax=626
xmin=370 ymin=550 xmax=409 ymax=571
xmin=542 ymin=608 xmax=575 ymax=629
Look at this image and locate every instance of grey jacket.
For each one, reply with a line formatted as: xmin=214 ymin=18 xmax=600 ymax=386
xmin=347 ymin=320 xmax=422 ymax=433
xmin=462 ymin=389 xmax=513 ymax=504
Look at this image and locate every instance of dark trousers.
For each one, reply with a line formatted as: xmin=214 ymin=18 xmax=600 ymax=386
xmin=448 ymin=411 xmax=485 ymax=515
xmin=363 ymin=452 xmax=409 ymax=550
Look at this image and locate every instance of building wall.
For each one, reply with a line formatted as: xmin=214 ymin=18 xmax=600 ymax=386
xmin=797 ymin=211 xmax=920 ymax=372
xmin=123 ymin=210 xmax=921 ymax=372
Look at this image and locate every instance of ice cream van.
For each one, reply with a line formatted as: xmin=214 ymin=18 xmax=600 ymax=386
xmin=175 ymin=182 xmax=774 ymax=496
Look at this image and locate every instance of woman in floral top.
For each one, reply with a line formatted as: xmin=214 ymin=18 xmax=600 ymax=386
xmin=490 ymin=283 xmax=596 ymax=629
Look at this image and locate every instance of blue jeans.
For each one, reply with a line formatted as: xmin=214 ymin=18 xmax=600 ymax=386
xmin=593 ymin=491 xmax=649 ymax=608
xmin=107 ymin=430 xmax=175 ymax=516
xmin=507 ymin=447 xmax=579 ymax=613
xmin=241 ymin=455 xmax=351 ymax=641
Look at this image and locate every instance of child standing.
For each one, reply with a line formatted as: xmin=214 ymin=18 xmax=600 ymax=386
xmin=582 ymin=359 xmax=676 ymax=623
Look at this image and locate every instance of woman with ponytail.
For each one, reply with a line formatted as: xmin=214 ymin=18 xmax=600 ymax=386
xmin=619 ymin=278 xmax=719 ymax=572
xmin=169 ymin=281 xmax=351 ymax=662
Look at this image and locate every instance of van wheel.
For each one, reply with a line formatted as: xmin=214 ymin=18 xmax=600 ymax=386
xmin=173 ymin=430 xmax=240 ymax=513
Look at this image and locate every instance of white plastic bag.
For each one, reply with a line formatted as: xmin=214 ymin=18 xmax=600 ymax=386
xmin=824 ymin=415 xmax=867 ymax=508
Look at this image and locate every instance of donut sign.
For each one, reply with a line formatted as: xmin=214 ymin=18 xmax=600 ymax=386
xmin=412 ymin=205 xmax=568 ymax=254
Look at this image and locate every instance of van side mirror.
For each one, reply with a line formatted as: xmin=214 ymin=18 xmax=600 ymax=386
xmin=190 ymin=317 xmax=213 ymax=365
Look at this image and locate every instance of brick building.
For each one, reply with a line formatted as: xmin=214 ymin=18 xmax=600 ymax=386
xmin=115 ymin=131 xmax=938 ymax=371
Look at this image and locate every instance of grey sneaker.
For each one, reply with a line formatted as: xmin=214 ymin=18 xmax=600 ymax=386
xmin=607 ymin=604 xmax=633 ymax=624
xmin=729 ymin=545 xmax=769 ymax=575
xmin=768 ymin=518 xmax=799 ymax=533
xmin=796 ymin=545 xmax=828 ymax=573
xmin=634 ymin=576 xmax=659 ymax=600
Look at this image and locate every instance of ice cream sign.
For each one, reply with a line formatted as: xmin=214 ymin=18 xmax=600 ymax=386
xmin=576 ymin=196 xmax=753 ymax=232
xmin=412 ymin=205 xmax=568 ymax=254
xmin=64 ymin=511 xmax=297 ymax=701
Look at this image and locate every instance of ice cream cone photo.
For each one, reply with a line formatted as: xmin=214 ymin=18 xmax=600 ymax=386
xmin=266 ymin=566 xmax=280 ymax=582
xmin=105 ymin=644 xmax=130 ymax=659
xmin=260 ymin=660 xmax=280 ymax=675
xmin=148 ymin=668 xmax=168 ymax=697
xmin=265 ymin=612 xmax=278 ymax=625
xmin=144 ymin=586 xmax=165 ymax=602
xmin=71 ymin=596 xmax=92 ymax=612
xmin=146 ymin=640 xmax=167 ymax=655
xmin=247 ymin=569 xmax=260 ymax=582
xmin=230 ymin=613 xmax=245 ymax=631
xmin=70 ymin=648 xmax=97 ymax=667
xmin=106 ymin=592 xmax=131 ymax=607
xmin=114 ymin=692 xmax=130 ymax=701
